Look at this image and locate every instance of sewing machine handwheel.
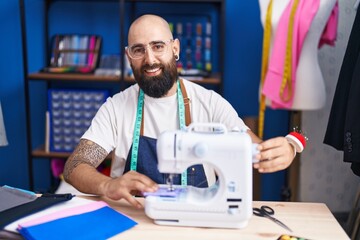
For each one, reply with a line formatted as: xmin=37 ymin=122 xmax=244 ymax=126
xmin=193 ymin=143 xmax=208 ymax=158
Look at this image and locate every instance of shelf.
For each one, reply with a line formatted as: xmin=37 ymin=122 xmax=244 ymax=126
xmin=28 ymin=72 xmax=221 ymax=84
xmin=28 ymin=72 xmax=123 ymax=82
xmin=181 ymin=75 xmax=221 ymax=85
xmin=32 ymin=145 xmax=112 ymax=160
xmin=32 ymin=145 xmax=71 ymax=159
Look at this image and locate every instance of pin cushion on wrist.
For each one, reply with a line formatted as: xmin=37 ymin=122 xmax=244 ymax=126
xmin=285 ymin=128 xmax=308 ymax=153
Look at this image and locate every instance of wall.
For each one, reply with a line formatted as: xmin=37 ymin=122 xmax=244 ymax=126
xmin=0 ymin=0 xmax=32 ymax=190
xmin=300 ymin=0 xmax=360 ymax=212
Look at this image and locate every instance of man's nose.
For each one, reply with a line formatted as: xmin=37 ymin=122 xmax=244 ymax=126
xmin=144 ymin=46 xmax=156 ymax=64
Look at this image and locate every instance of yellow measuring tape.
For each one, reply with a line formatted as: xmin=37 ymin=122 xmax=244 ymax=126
xmin=258 ymin=0 xmax=299 ymax=139
xmin=280 ymin=0 xmax=299 ymax=102
xmin=258 ymin=0 xmax=273 ymax=139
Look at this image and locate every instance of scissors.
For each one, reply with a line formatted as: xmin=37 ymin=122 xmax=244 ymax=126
xmin=253 ymin=205 xmax=292 ymax=232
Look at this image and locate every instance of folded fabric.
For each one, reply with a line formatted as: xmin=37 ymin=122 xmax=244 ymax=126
xmin=0 ymin=186 xmax=37 ymax=212
xmin=0 ymin=193 xmax=73 ymax=229
xmin=18 ymin=205 xmax=137 ymax=240
xmin=5 ymin=196 xmax=94 ymax=233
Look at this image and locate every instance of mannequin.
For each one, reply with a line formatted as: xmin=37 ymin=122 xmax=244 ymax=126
xmin=259 ymin=0 xmax=337 ymax=110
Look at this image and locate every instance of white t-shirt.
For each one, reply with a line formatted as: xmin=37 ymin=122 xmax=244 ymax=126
xmin=82 ymin=79 xmax=249 ymax=185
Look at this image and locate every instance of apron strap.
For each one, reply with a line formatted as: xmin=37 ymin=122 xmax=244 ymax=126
xmin=179 ymin=78 xmax=191 ymax=126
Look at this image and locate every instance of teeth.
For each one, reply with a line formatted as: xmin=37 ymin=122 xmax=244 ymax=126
xmin=146 ymin=68 xmax=160 ymax=73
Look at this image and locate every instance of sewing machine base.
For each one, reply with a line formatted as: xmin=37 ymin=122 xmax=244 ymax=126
xmin=144 ymin=184 xmax=251 ymax=229
xmin=153 ymin=219 xmax=249 ymax=229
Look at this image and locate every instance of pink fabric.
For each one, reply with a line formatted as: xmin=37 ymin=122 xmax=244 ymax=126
xmin=319 ymin=1 xmax=339 ymax=48
xmin=262 ymin=0 xmax=320 ymax=109
xmin=18 ymin=201 xmax=108 ymax=228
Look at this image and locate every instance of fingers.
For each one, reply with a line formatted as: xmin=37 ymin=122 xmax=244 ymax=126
xmin=253 ymin=137 xmax=294 ymax=173
xmin=253 ymin=157 xmax=289 ymax=173
xmin=103 ymin=171 xmax=159 ymax=205
xmin=126 ymin=171 xmax=158 ymax=190
xmin=122 ymin=192 xmax=143 ymax=209
xmin=130 ymin=175 xmax=158 ymax=193
xmin=258 ymin=137 xmax=285 ymax=151
xmin=255 ymin=137 xmax=286 ymax=161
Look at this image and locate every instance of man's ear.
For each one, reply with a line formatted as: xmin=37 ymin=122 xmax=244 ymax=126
xmin=173 ymin=38 xmax=180 ymax=56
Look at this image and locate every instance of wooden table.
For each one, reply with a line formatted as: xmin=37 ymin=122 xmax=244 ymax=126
xmin=88 ymin=197 xmax=349 ymax=240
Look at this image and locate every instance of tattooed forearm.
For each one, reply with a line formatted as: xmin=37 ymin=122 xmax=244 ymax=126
xmin=63 ymin=139 xmax=108 ymax=181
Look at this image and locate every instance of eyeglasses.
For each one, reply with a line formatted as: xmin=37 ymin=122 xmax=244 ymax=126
xmin=126 ymin=39 xmax=173 ymax=59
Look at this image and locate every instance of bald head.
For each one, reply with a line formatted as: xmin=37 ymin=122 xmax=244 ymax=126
xmin=128 ymin=14 xmax=173 ymax=45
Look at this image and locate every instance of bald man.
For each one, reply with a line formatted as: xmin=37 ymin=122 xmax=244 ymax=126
xmin=64 ymin=14 xmax=296 ymax=208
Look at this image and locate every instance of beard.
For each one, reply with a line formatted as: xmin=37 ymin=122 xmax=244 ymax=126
xmin=132 ymin=57 xmax=178 ymax=98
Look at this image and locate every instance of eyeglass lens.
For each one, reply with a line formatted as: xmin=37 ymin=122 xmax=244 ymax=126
xmin=129 ymin=41 xmax=169 ymax=58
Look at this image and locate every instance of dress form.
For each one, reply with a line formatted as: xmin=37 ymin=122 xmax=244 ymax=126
xmin=259 ymin=0 xmax=337 ymax=110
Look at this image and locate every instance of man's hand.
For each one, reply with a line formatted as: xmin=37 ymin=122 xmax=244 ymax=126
xmin=253 ymin=137 xmax=295 ymax=173
xmin=102 ymin=171 xmax=158 ymax=209
xmin=64 ymin=139 xmax=159 ymax=209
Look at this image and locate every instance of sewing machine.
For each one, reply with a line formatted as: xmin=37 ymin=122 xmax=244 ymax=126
xmin=144 ymin=123 xmax=256 ymax=229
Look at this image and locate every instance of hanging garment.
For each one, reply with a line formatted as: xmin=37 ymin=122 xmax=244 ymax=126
xmin=324 ymin=6 xmax=360 ymax=176
xmin=258 ymin=0 xmax=339 ymax=138
xmin=258 ymin=0 xmax=319 ymax=138
xmin=319 ymin=1 xmax=339 ymax=48
xmin=262 ymin=0 xmax=320 ymax=109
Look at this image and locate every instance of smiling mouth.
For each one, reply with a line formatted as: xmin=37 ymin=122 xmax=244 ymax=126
xmin=145 ymin=67 xmax=161 ymax=75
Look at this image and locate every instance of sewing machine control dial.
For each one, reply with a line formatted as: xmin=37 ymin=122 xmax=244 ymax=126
xmin=193 ymin=142 xmax=208 ymax=158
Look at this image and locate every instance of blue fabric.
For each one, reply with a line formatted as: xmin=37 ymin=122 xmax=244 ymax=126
xmin=18 ymin=206 xmax=137 ymax=240
xmin=124 ymin=136 xmax=208 ymax=188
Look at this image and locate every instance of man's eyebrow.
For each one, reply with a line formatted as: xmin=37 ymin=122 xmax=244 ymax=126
xmin=149 ymin=40 xmax=165 ymax=44
xmin=130 ymin=40 xmax=165 ymax=47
